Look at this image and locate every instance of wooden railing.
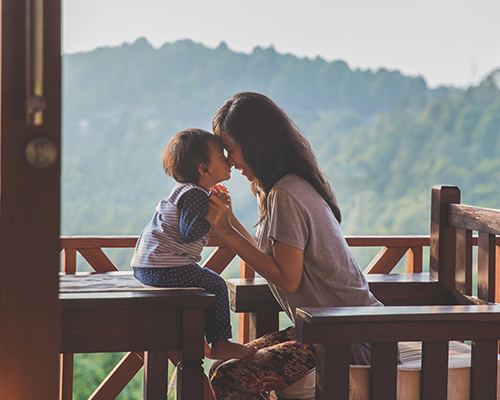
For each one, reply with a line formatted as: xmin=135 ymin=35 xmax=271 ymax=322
xmin=59 ymin=234 xmax=500 ymax=399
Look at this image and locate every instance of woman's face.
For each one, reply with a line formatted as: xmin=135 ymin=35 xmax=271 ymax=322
xmin=221 ymin=135 xmax=255 ymax=181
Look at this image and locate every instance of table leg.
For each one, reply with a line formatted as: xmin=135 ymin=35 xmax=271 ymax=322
xmin=177 ymin=308 xmax=205 ymax=399
xmin=144 ymin=351 xmax=168 ymax=399
xmin=249 ymin=312 xmax=279 ymax=341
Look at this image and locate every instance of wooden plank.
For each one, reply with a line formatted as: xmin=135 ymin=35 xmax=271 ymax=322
xmin=207 ymin=231 xmax=229 ymax=247
xmin=346 ymin=235 xmax=429 ymax=247
xmin=368 ymin=279 xmax=442 ymax=306
xmin=470 ymin=340 xmax=498 ymax=400
xmin=296 ymin=305 xmax=500 ymax=343
xmin=227 ymin=278 xmax=282 ymax=313
xmin=0 ymin=1 xmax=61 ymax=399
xmin=89 ymin=352 xmax=144 ymax=400
xmin=59 ymin=354 xmax=74 ymax=400
xmin=456 ymin=228 xmax=473 ymax=295
xmin=201 ymin=246 xmax=236 ymax=274
xmin=61 ymin=236 xmax=138 ymax=249
xmin=61 ymin=308 xmax=182 ymax=353
xmin=315 ymin=343 xmax=350 ymax=400
xmin=249 ymin=312 xmax=279 ymax=341
xmin=448 ymin=204 xmax=500 ymax=235
xmin=497 ymin=244 xmax=500 ymax=303
xmin=420 ymin=341 xmax=449 ymax=400
xmin=363 ymin=246 xmax=408 ymax=274
xmin=60 ymin=290 xmax=215 ymax=311
xmin=78 ymin=248 xmax=119 ymax=272
xmin=370 ymin=342 xmax=398 ymax=400
xmin=406 ymin=246 xmax=423 ymax=273
xmin=177 ymin=308 xmax=206 ymax=400
xmin=143 ymin=351 xmax=169 ymax=400
xmin=430 ymin=185 xmax=460 ymax=286
xmin=62 ymin=247 xmax=77 ymax=274
xmin=477 ymin=231 xmax=496 ymax=302
xmin=227 ymin=276 xmax=441 ymax=312
xmin=239 ymin=260 xmax=255 ymax=344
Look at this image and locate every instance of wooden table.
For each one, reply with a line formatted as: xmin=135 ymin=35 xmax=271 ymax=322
xmin=60 ymin=272 xmax=215 ymax=399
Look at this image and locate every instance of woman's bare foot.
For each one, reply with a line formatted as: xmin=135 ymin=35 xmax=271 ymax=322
xmin=209 ymin=339 xmax=257 ymax=360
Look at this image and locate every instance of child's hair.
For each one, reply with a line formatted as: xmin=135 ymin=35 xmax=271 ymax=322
xmin=162 ymin=128 xmax=217 ymax=184
xmin=213 ymin=92 xmax=342 ymax=223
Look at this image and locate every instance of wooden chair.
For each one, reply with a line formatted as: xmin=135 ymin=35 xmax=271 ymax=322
xmin=295 ymin=185 xmax=500 ymax=399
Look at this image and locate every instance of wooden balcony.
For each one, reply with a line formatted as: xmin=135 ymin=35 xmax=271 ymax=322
xmin=59 ymin=230 xmax=500 ymax=399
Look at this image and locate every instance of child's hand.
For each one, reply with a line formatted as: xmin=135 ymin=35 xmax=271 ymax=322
xmin=210 ymin=184 xmax=231 ymax=208
xmin=211 ymin=184 xmax=230 ymax=204
xmin=211 ymin=183 xmax=228 ymax=194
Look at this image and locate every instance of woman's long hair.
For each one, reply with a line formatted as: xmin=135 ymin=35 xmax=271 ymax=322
xmin=212 ymin=92 xmax=342 ymax=224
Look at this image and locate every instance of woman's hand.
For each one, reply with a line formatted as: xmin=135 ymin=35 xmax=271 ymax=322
xmin=211 ymin=185 xmax=232 ymax=210
xmin=206 ymin=192 xmax=233 ymax=237
xmin=208 ymin=192 xmax=303 ymax=293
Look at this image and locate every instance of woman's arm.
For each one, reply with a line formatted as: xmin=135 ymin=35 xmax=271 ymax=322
xmin=207 ymin=195 xmax=303 ymax=294
xmin=210 ymin=188 xmax=257 ymax=245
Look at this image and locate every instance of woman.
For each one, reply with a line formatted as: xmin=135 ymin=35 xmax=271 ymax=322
xmin=206 ymin=92 xmax=382 ymax=400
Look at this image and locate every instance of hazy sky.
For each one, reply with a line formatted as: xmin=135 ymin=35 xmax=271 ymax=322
xmin=62 ymin=0 xmax=499 ymax=88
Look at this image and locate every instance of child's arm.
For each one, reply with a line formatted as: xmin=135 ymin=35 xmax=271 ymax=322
xmin=178 ymin=189 xmax=212 ymax=243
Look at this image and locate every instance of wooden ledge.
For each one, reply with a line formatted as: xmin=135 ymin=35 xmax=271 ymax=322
xmin=296 ymin=304 xmax=500 ymax=343
xmin=227 ymin=273 xmax=441 ymax=313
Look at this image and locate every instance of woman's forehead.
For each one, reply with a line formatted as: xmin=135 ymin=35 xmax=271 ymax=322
xmin=221 ymin=134 xmax=236 ymax=147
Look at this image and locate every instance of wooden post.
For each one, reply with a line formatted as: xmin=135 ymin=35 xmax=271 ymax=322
xmin=177 ymin=308 xmax=206 ymax=399
xmin=430 ymin=185 xmax=460 ymax=289
xmin=0 ymin=0 xmax=61 ymax=399
xmin=239 ymin=260 xmax=255 ymax=343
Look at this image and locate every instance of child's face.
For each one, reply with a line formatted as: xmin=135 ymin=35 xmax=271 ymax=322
xmin=207 ymin=139 xmax=231 ymax=184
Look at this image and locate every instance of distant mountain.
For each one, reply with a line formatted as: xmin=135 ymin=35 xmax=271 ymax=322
xmin=62 ymin=37 xmax=500 ymax=256
xmin=62 ymin=38 xmax=500 ymax=399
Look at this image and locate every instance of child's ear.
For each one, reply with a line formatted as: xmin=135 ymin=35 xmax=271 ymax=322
xmin=198 ymin=163 xmax=210 ymax=177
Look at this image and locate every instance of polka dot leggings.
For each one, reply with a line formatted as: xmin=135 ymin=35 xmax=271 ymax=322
xmin=133 ymin=265 xmax=232 ymax=344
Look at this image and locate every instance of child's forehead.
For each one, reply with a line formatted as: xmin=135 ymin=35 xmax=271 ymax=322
xmin=208 ymin=136 xmax=223 ymax=151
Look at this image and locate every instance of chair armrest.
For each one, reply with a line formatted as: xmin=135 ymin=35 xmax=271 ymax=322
xmin=226 ymin=278 xmax=282 ymax=313
xmin=226 ymin=273 xmax=440 ymax=313
xmin=296 ymin=304 xmax=500 ymax=343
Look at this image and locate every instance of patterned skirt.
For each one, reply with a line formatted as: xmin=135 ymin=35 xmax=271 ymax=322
xmin=209 ymin=327 xmax=316 ymax=400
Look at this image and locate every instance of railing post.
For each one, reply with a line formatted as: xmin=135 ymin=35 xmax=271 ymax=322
xmin=59 ymin=354 xmax=74 ymax=400
xmin=239 ymin=260 xmax=255 ymax=344
xmin=60 ymin=245 xmax=76 ymax=400
xmin=62 ymin=247 xmax=77 ymax=274
xmin=430 ymin=185 xmax=460 ymax=288
xmin=407 ymin=246 xmax=423 ymax=273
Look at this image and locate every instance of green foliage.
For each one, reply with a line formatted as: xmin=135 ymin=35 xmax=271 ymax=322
xmin=62 ymin=38 xmax=500 ymax=396
xmin=72 ymin=353 xmax=143 ymax=399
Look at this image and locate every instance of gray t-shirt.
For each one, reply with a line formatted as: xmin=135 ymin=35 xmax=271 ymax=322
xmin=257 ymin=174 xmax=383 ymax=364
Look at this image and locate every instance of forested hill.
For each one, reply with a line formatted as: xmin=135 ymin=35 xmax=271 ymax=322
xmin=62 ymin=37 xmax=500 ymax=240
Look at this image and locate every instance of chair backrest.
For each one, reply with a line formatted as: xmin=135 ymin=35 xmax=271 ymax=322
xmin=430 ymin=185 xmax=500 ymax=303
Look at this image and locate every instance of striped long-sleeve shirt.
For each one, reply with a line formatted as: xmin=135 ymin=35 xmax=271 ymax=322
xmin=131 ymin=182 xmax=211 ymax=268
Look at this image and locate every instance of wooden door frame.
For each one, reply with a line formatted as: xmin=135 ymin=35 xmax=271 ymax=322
xmin=0 ymin=0 xmax=61 ymax=398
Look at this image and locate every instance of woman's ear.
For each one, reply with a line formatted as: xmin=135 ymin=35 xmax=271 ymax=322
xmin=198 ymin=163 xmax=210 ymax=177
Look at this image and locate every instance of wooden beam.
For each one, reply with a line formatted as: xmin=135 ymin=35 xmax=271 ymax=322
xmin=88 ymin=352 xmax=144 ymax=400
xmin=0 ymin=0 xmax=61 ymax=398
xmin=363 ymin=246 xmax=408 ymax=274
xmin=78 ymin=248 xmax=119 ymax=272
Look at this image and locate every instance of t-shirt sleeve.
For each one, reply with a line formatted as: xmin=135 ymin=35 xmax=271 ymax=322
xmin=177 ymin=189 xmax=211 ymax=243
xmin=266 ymin=188 xmax=309 ymax=251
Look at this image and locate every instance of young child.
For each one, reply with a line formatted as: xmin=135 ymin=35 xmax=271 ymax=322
xmin=131 ymin=128 xmax=255 ymax=360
